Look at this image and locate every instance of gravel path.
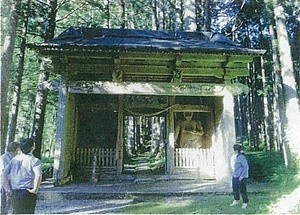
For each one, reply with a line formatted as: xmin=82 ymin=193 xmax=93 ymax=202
xmin=268 ymin=185 xmax=300 ymax=214
xmin=35 ymin=199 xmax=133 ymax=214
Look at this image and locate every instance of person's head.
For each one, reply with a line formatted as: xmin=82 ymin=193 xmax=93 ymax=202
xmin=20 ymin=138 xmax=35 ymax=154
xmin=6 ymin=141 xmax=20 ymax=155
xmin=184 ymin=112 xmax=193 ymax=119
xmin=233 ymin=144 xmax=242 ymax=154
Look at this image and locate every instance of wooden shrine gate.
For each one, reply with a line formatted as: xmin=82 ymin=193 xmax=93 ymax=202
xmin=29 ymin=27 xmax=264 ymax=184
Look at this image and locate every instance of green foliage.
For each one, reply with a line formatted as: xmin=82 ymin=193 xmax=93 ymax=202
xmin=41 ymin=156 xmax=54 ymax=180
xmin=247 ymin=151 xmax=299 ymax=188
xmin=148 ymin=150 xmax=165 ymax=173
xmin=41 ymin=156 xmax=54 ymax=169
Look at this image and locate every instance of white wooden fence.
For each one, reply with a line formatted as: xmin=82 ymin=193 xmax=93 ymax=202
xmin=174 ymin=148 xmax=215 ymax=177
xmin=74 ymin=147 xmax=214 ymax=180
xmin=75 ymin=147 xmax=116 ymax=167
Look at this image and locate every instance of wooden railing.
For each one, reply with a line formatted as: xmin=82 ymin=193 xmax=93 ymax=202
xmin=75 ymin=147 xmax=116 ymax=167
xmin=174 ymin=148 xmax=214 ymax=171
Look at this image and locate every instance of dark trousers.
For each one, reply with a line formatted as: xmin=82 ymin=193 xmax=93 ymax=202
xmin=12 ymin=189 xmax=37 ymax=214
xmin=232 ymin=177 xmax=249 ymax=203
xmin=1 ymin=187 xmax=9 ymax=214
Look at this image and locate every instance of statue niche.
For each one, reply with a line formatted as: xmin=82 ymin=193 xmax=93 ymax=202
xmin=174 ymin=112 xmax=204 ymax=148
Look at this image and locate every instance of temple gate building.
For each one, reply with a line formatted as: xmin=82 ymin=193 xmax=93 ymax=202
xmin=29 ymin=27 xmax=265 ymax=185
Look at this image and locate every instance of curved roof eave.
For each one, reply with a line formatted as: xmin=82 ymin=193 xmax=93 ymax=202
xmin=27 ymin=27 xmax=266 ymax=56
xmin=28 ymin=43 xmax=265 ymax=56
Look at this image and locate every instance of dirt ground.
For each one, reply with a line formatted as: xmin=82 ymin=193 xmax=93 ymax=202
xmin=35 ymin=198 xmax=133 ymax=214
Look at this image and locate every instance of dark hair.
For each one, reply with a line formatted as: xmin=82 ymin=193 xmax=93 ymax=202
xmin=233 ymin=144 xmax=242 ymax=152
xmin=20 ymin=138 xmax=34 ymax=154
xmin=7 ymin=141 xmax=19 ymax=153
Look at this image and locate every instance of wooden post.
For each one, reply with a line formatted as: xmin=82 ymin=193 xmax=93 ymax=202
xmin=213 ymin=88 xmax=235 ymax=182
xmin=53 ymin=79 xmax=76 ymax=185
xmin=116 ymin=95 xmax=124 ymax=175
xmin=53 ymin=80 xmax=67 ymax=185
xmin=166 ymin=96 xmax=175 ymax=174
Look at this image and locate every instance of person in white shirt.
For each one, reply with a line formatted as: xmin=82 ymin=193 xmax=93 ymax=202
xmin=2 ymin=138 xmax=42 ymax=214
xmin=0 ymin=141 xmax=20 ymax=214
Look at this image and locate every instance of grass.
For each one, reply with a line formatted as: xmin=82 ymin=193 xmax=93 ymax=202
xmin=122 ymin=193 xmax=278 ymax=214
xmin=121 ymin=151 xmax=300 ymax=214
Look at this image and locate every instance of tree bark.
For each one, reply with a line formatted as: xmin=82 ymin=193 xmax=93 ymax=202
xmin=269 ymin=21 xmax=284 ymax=152
xmin=151 ymin=0 xmax=159 ymax=30
xmin=183 ymin=0 xmax=197 ymax=31
xmin=103 ymin=0 xmax=110 ymax=28
xmin=274 ymin=1 xmax=300 ymax=161
xmin=260 ymin=56 xmax=272 ymax=150
xmin=31 ymin=0 xmax=57 ymax=159
xmin=120 ymin=0 xmax=126 ymax=29
xmin=175 ymin=0 xmax=184 ymax=30
xmin=1 ymin=0 xmax=19 ymax=153
xmin=204 ymin=0 xmax=211 ymax=31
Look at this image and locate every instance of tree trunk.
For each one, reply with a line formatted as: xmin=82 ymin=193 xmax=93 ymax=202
xmin=269 ymin=21 xmax=284 ymax=152
xmin=204 ymin=0 xmax=211 ymax=31
xmin=234 ymin=95 xmax=243 ymax=144
xmin=248 ymin=63 xmax=258 ymax=150
xmin=120 ymin=0 xmax=126 ymax=29
xmin=1 ymin=0 xmax=19 ymax=153
xmin=103 ymin=0 xmax=110 ymax=28
xmin=8 ymin=0 xmax=31 ymax=144
xmin=175 ymin=0 xmax=184 ymax=30
xmin=292 ymin=1 xmax=300 ymax=86
xmin=183 ymin=0 xmax=197 ymax=31
xmin=151 ymin=0 xmax=159 ymax=30
xmin=274 ymin=1 xmax=300 ymax=162
xmin=31 ymin=68 xmax=49 ymax=159
xmin=260 ymin=57 xmax=270 ymax=150
xmin=31 ymin=0 xmax=57 ymax=159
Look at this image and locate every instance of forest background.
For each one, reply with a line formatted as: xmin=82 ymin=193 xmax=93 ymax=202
xmin=1 ymin=0 xmax=300 ymax=185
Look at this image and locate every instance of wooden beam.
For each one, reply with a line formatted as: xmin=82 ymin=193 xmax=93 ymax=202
xmin=68 ymin=81 xmax=226 ymax=96
xmin=119 ymin=52 xmax=175 ymax=60
xmin=181 ymin=67 xmax=224 ymax=76
xmin=172 ymin=105 xmax=210 ymax=112
xmin=180 ymin=61 xmax=223 ymax=68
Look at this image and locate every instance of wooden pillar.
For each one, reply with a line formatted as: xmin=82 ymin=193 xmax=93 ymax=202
xmin=116 ymin=95 xmax=124 ymax=175
xmin=213 ymin=88 xmax=235 ymax=182
xmin=166 ymin=96 xmax=175 ymax=174
xmin=53 ymin=80 xmax=76 ymax=185
xmin=53 ymin=80 xmax=66 ymax=185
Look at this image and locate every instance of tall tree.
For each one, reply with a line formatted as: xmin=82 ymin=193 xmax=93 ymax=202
xmin=274 ymin=0 xmax=300 ymax=162
xmin=7 ymin=0 xmax=31 ymax=144
xmin=1 ymin=0 xmax=20 ymax=153
xmin=31 ymin=0 xmax=57 ymax=159
xmin=269 ymin=18 xmax=285 ymax=152
xmin=183 ymin=0 xmax=197 ymax=31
